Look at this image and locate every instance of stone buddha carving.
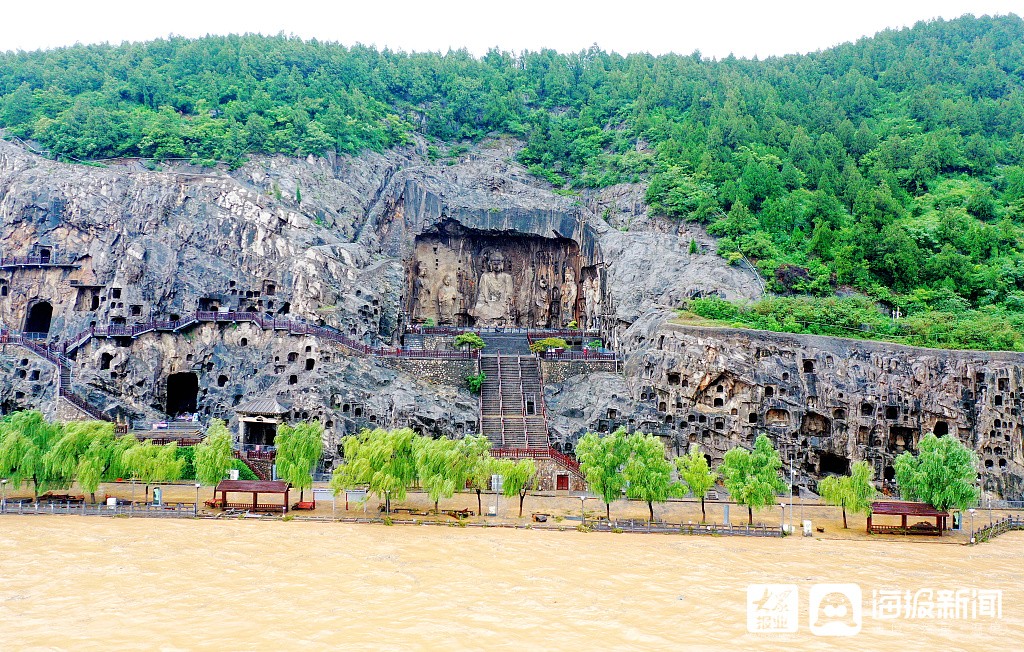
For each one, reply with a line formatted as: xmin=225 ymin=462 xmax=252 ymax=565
xmin=533 ymin=275 xmax=551 ymax=327
xmin=414 ymin=264 xmax=433 ymax=319
xmin=560 ymin=268 xmax=578 ymax=325
xmin=437 ymin=273 xmax=461 ymax=325
xmin=470 ymin=251 xmax=515 ymax=327
xmin=591 ymin=276 xmax=603 ymax=327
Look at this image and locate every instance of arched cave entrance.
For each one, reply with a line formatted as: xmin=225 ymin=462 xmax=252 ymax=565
xmin=933 ymin=420 xmax=949 ymax=436
xmin=24 ymin=301 xmax=53 ymax=336
xmin=166 ymin=372 xmax=199 ymax=416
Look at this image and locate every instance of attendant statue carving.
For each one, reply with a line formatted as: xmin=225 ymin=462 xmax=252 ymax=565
xmin=437 ymin=273 xmax=461 ymax=325
xmin=584 ymin=276 xmax=597 ymax=329
xmin=560 ymin=268 xmax=578 ymax=325
xmin=414 ymin=263 xmax=433 ymax=320
xmin=470 ymin=251 xmax=515 ymax=326
xmin=533 ymin=275 xmax=552 ymax=328
xmin=591 ymin=277 xmax=603 ymax=328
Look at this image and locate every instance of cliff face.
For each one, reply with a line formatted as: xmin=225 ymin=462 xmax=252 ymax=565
xmin=0 ymin=137 xmax=756 ymax=439
xmin=608 ymin=311 xmax=1024 ymax=499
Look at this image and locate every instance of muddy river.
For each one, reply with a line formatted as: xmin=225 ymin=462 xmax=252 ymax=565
xmin=0 ymin=517 xmax=1020 ymax=650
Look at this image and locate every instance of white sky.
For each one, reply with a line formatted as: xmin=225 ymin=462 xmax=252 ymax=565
xmin=0 ymin=0 xmax=1021 ymax=59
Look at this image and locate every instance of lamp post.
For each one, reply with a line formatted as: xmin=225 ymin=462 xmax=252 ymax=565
xmin=579 ymin=494 xmax=586 ymax=526
xmin=968 ymin=508 xmax=977 ymax=544
xmin=194 ymin=483 xmax=201 ymax=517
xmin=1 ymin=478 xmax=7 ymax=513
xmin=789 ymin=455 xmax=795 ymax=533
xmin=779 ymin=502 xmax=787 ymax=535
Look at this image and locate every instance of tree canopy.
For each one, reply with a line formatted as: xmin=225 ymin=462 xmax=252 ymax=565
xmin=720 ymin=434 xmax=787 ymax=525
xmin=894 ymin=434 xmax=979 ymax=511
xmin=676 ymin=444 xmax=719 ymax=523
xmin=817 ymin=460 xmax=877 ymax=528
xmin=576 ymin=429 xmax=629 ymax=520
xmin=275 ymin=422 xmax=324 ymax=502
xmin=621 ymin=432 xmax=679 ymax=522
xmin=330 ymin=427 xmax=418 ymax=513
xmin=194 ymin=419 xmax=234 ymax=494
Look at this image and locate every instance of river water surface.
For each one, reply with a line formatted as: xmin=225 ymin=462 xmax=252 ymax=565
xmin=0 ymin=517 xmax=1020 ymax=650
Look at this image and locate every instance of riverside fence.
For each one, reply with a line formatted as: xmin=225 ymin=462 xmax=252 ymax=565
xmin=970 ymin=515 xmax=1024 ymax=544
xmin=0 ymin=500 xmax=198 ymax=518
xmin=588 ymin=518 xmax=784 ymax=537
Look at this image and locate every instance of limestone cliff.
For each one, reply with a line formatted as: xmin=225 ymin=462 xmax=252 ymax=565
xmin=0 ymin=137 xmax=755 ymax=445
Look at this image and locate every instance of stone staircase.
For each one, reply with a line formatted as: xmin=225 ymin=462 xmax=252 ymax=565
xmin=479 ymin=354 xmax=549 ymax=449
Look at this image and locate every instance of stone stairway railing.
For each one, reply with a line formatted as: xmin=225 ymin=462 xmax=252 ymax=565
xmin=1 ymin=329 xmax=113 ymax=422
xmin=61 ymin=311 xmax=480 ymax=360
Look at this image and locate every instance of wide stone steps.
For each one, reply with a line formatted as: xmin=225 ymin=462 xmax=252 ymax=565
xmin=478 ymin=353 xmax=550 ymax=449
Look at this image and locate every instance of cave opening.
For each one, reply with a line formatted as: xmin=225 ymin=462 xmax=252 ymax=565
xmin=818 ymin=451 xmax=850 ymax=475
xmin=24 ymin=301 xmax=53 ymax=335
xmin=243 ymin=421 xmax=277 ymax=446
xmin=409 ymin=229 xmax=586 ymax=328
xmin=166 ymin=372 xmax=199 ymax=416
xmin=934 ymin=420 xmax=949 ymax=436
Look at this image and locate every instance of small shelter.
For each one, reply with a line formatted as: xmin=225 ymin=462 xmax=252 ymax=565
xmin=868 ymin=501 xmax=948 ymax=535
xmin=212 ymin=479 xmax=290 ymax=513
xmin=235 ymin=396 xmax=289 ymax=447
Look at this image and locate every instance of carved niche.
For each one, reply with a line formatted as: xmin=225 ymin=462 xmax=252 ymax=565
xmin=408 ymin=231 xmax=596 ymax=328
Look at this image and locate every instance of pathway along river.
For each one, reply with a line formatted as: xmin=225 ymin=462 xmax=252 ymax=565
xmin=0 ymin=517 xmax=1020 ymax=649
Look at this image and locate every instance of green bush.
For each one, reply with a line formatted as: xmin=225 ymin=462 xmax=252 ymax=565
xmin=529 ymin=337 xmax=569 ymax=353
xmin=466 ymin=372 xmax=486 ymax=394
xmin=453 ymin=332 xmax=486 ymax=350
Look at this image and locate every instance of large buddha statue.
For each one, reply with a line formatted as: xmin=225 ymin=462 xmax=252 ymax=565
xmin=470 ymin=251 xmax=515 ymax=326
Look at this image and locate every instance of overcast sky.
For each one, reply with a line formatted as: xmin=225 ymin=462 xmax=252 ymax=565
xmin=1 ymin=1 xmax=1021 ymax=59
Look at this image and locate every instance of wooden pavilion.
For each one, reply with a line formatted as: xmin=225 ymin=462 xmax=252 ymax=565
xmin=867 ymin=501 xmax=948 ymax=535
xmin=212 ymin=480 xmax=290 ymax=513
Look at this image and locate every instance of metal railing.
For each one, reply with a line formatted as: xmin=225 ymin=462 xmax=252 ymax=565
xmin=971 ymin=516 xmax=1024 ymax=544
xmin=590 ymin=519 xmax=784 ymax=537
xmin=0 ymin=500 xmax=198 ymax=517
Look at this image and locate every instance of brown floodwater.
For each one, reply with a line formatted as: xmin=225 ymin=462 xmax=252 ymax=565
xmin=0 ymin=516 xmax=1020 ymax=650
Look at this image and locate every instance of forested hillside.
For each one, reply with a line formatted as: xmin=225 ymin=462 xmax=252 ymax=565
xmin=3 ymin=14 xmax=1024 ymax=348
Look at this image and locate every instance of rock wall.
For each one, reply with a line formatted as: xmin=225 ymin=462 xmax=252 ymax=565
xmin=617 ymin=311 xmax=1024 ymax=499
xmin=0 ymin=136 xmax=758 ymax=455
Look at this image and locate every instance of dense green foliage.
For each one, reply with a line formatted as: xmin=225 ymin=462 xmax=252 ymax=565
xmin=817 ymin=461 xmax=877 ymax=528
xmin=719 ymin=435 xmax=788 ymax=525
xmin=453 ymin=332 xmax=486 ymax=350
xmin=689 ymin=295 xmax=1024 ymax=351
xmin=576 ymin=429 xmax=629 ymax=519
xmin=465 ymin=371 xmax=486 ymax=394
xmin=494 ymin=457 xmax=538 ymax=518
xmin=275 ymin=422 xmax=324 ymax=502
xmin=894 ymin=434 xmax=979 ymax=511
xmin=528 ymin=337 xmax=569 ymax=353
xmin=4 ymin=16 xmax=1024 ymax=333
xmin=193 ymin=419 xmax=234 ymax=490
xmin=333 ymin=427 xmax=494 ymax=514
xmin=676 ymin=444 xmax=719 ymax=523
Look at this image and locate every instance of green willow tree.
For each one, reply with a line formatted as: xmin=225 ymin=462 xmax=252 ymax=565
xmin=576 ymin=429 xmax=628 ymax=520
xmin=621 ymin=432 xmax=679 ymax=522
xmin=817 ymin=461 xmax=877 ymax=529
xmin=894 ymin=434 xmax=979 ymax=512
xmin=122 ymin=441 xmax=185 ymax=503
xmin=195 ymin=419 xmax=234 ymax=497
xmin=676 ymin=444 xmax=719 ymax=523
xmin=496 ymin=458 xmax=537 ymax=518
xmin=275 ymin=422 xmax=324 ymax=502
xmin=720 ymin=435 xmax=787 ymax=525
xmin=331 ymin=427 xmax=418 ymax=514
xmin=0 ymin=410 xmax=67 ymax=499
